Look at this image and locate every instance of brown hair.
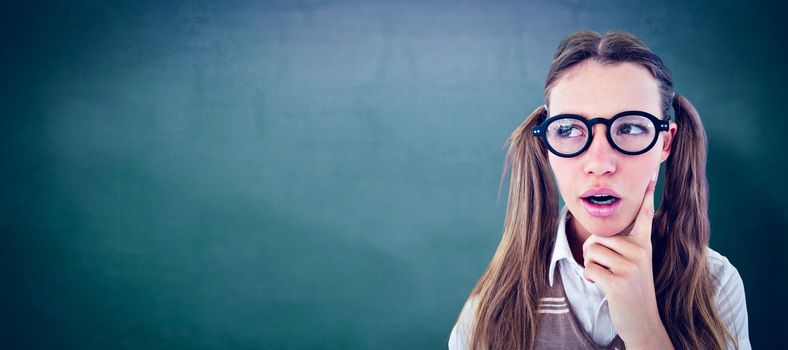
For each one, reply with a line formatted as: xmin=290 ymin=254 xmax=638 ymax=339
xmin=458 ymin=31 xmax=738 ymax=349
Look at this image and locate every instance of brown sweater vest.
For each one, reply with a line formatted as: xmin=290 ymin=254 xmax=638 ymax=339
xmin=535 ymin=267 xmax=626 ymax=350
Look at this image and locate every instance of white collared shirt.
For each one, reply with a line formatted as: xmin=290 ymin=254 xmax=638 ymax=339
xmin=449 ymin=205 xmax=752 ymax=349
xmin=550 ymin=205 xmax=616 ymax=346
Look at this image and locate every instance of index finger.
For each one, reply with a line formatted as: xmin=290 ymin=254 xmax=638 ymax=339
xmin=628 ymin=169 xmax=658 ymax=241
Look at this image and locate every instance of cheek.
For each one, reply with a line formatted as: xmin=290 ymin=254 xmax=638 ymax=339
xmin=548 ymin=156 xmax=581 ymax=197
xmin=621 ymin=155 xmax=661 ymax=200
xmin=636 ymin=150 xmax=662 ymax=180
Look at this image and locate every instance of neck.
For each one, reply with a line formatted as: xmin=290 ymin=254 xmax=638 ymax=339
xmin=566 ymin=215 xmax=590 ymax=267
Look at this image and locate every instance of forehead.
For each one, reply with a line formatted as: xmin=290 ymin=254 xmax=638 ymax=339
xmin=548 ymin=60 xmax=662 ymax=118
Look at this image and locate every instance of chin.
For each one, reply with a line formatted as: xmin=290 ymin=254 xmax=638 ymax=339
xmin=576 ymin=214 xmax=627 ymax=237
xmin=588 ymin=225 xmax=623 ymax=237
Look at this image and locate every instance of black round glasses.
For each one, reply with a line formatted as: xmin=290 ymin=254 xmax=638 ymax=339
xmin=531 ymin=110 xmax=670 ymax=158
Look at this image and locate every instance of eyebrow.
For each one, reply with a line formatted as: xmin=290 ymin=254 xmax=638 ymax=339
xmin=551 ymin=111 xmax=590 ymax=118
xmin=551 ymin=110 xmax=650 ymax=119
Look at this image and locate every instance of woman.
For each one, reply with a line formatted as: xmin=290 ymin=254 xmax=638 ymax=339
xmin=448 ymin=31 xmax=750 ymax=349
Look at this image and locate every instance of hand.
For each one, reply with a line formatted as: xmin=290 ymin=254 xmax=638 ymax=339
xmin=581 ymin=170 xmax=674 ymax=349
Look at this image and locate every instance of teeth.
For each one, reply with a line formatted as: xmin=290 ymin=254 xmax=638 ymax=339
xmin=587 ymin=196 xmax=616 ymax=205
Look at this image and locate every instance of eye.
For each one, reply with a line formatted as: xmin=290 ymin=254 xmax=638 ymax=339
xmin=556 ymin=123 xmax=584 ymax=138
xmin=616 ymin=123 xmax=648 ymax=135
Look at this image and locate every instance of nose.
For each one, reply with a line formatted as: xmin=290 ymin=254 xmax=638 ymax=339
xmin=582 ymin=124 xmax=617 ymax=176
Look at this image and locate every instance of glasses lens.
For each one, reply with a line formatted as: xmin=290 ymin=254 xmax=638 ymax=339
xmin=610 ymin=115 xmax=656 ymax=152
xmin=546 ymin=118 xmax=588 ymax=155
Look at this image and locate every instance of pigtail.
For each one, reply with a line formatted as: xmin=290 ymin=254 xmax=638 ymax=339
xmin=653 ymin=94 xmax=738 ymax=350
xmin=653 ymin=93 xmax=709 ymax=266
xmin=465 ymin=104 xmax=558 ymax=350
xmin=498 ymin=104 xmax=558 ymax=279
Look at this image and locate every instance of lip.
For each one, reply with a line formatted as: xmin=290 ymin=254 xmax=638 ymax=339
xmin=579 ymin=187 xmax=622 ymax=218
xmin=579 ymin=187 xmax=622 ymax=198
xmin=581 ymin=197 xmax=622 ymax=217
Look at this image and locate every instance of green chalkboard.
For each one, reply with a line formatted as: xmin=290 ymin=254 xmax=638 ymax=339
xmin=2 ymin=1 xmax=785 ymax=349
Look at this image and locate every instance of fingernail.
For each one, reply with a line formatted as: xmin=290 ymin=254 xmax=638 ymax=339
xmin=651 ymin=170 xmax=658 ymax=182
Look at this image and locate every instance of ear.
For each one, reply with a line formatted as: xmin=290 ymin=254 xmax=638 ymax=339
xmin=660 ymin=123 xmax=678 ymax=163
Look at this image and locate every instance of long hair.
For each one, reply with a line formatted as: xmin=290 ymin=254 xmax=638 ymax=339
xmin=459 ymin=31 xmax=738 ymax=350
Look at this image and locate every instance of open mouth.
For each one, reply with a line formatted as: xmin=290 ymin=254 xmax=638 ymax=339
xmin=581 ymin=195 xmax=620 ymax=205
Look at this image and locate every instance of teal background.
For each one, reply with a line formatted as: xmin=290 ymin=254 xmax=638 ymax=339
xmin=2 ymin=0 xmax=786 ymax=348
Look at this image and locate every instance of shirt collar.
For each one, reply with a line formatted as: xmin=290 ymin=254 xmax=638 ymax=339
xmin=548 ymin=205 xmax=575 ymax=287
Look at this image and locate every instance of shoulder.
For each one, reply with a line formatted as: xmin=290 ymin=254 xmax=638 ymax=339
xmin=448 ymin=295 xmax=480 ymax=350
xmin=706 ymin=247 xmax=739 ymax=289
xmin=705 ymin=246 xmax=752 ymax=350
xmin=705 ymin=246 xmax=746 ymax=302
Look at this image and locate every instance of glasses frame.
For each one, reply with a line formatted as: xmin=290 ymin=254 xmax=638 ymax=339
xmin=531 ymin=110 xmax=670 ymax=158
